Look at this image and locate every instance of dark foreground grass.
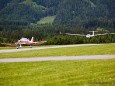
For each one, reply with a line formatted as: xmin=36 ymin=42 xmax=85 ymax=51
xmin=0 ymin=59 xmax=115 ymax=86
xmin=0 ymin=44 xmax=115 ymax=58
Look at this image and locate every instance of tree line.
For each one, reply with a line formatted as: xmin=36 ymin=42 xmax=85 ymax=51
xmin=45 ymin=34 xmax=115 ymax=45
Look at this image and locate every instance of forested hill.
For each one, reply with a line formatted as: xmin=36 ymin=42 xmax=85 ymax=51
xmin=55 ymin=0 xmax=115 ymax=27
xmin=0 ymin=0 xmax=62 ymax=23
xmin=0 ymin=0 xmax=115 ymax=26
xmin=0 ymin=0 xmax=115 ymax=43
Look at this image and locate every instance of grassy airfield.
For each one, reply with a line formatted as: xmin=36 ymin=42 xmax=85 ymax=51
xmin=0 ymin=44 xmax=115 ymax=58
xmin=0 ymin=60 xmax=115 ymax=86
xmin=0 ymin=43 xmax=115 ymax=86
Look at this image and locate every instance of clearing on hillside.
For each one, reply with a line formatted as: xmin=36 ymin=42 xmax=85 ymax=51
xmin=37 ymin=16 xmax=55 ymax=24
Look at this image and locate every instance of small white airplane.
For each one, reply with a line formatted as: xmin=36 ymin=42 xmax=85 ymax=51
xmin=65 ymin=31 xmax=97 ymax=38
xmin=15 ymin=37 xmax=47 ymax=49
xmin=86 ymin=31 xmax=98 ymax=38
xmin=65 ymin=31 xmax=115 ymax=38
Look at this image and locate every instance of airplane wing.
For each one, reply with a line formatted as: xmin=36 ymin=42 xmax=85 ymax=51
xmin=26 ymin=41 xmax=47 ymax=45
xmin=95 ymin=33 xmax=115 ymax=36
xmin=37 ymin=41 xmax=47 ymax=45
xmin=95 ymin=33 xmax=108 ymax=36
xmin=6 ymin=43 xmax=17 ymax=46
xmin=65 ymin=33 xmax=85 ymax=36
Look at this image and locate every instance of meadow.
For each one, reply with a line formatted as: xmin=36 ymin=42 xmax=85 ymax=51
xmin=0 ymin=44 xmax=115 ymax=58
xmin=37 ymin=16 xmax=55 ymax=24
xmin=0 ymin=44 xmax=115 ymax=86
xmin=0 ymin=59 xmax=115 ymax=86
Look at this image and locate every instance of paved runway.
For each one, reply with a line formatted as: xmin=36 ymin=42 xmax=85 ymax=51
xmin=0 ymin=55 xmax=115 ymax=63
xmin=0 ymin=44 xmax=101 ymax=53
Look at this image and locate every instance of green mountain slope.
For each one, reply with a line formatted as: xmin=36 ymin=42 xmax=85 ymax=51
xmin=0 ymin=0 xmax=115 ymax=28
xmin=54 ymin=0 xmax=115 ymax=28
xmin=0 ymin=0 xmax=12 ymax=10
xmin=0 ymin=0 xmax=62 ymax=22
xmin=0 ymin=0 xmax=46 ymax=23
xmin=0 ymin=0 xmax=115 ymax=43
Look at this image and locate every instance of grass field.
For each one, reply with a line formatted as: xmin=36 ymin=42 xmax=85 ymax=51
xmin=0 ymin=46 xmax=39 ymax=50
xmin=0 ymin=44 xmax=115 ymax=58
xmin=37 ymin=16 xmax=55 ymax=24
xmin=0 ymin=47 xmax=16 ymax=50
xmin=0 ymin=60 xmax=115 ymax=86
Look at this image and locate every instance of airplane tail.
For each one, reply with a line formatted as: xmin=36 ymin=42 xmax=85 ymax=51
xmin=92 ymin=31 xmax=95 ymax=36
xmin=89 ymin=31 xmax=97 ymax=36
xmin=31 ymin=37 xmax=34 ymax=42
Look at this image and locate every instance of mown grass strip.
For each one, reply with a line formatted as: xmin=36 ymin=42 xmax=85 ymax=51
xmin=0 ymin=44 xmax=115 ymax=58
xmin=0 ymin=59 xmax=115 ymax=86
